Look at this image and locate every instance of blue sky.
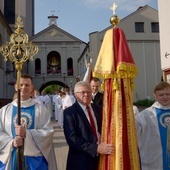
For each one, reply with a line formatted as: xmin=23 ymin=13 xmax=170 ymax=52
xmin=34 ymin=0 xmax=158 ymax=42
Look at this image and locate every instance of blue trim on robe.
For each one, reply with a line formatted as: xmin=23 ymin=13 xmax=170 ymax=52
xmin=26 ymin=156 xmax=48 ymax=170
xmin=9 ymin=105 xmax=48 ymax=170
xmin=0 ymin=161 xmax=6 ymax=170
xmin=156 ymin=108 xmax=170 ymax=169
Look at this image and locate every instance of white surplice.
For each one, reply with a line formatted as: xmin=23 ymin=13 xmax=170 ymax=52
xmin=53 ymin=94 xmax=59 ymax=120
xmin=135 ymin=102 xmax=170 ymax=170
xmin=0 ymin=98 xmax=57 ymax=170
xmin=56 ymin=96 xmax=63 ymax=127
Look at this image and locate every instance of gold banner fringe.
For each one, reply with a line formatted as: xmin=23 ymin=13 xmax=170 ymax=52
xmin=93 ymin=62 xmax=138 ymax=80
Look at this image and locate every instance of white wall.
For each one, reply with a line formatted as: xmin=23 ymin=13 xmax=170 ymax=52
xmin=158 ymin=0 xmax=170 ymax=70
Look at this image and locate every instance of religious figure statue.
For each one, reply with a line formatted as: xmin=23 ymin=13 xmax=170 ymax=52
xmin=50 ymin=56 xmax=58 ymax=66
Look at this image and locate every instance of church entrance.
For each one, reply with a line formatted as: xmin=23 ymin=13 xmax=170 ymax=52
xmin=39 ymin=80 xmax=69 ymax=94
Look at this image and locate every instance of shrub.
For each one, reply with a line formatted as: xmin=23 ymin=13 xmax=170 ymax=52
xmin=134 ymin=99 xmax=155 ymax=107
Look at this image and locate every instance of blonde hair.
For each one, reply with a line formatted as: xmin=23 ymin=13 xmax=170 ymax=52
xmin=154 ymin=81 xmax=170 ymax=93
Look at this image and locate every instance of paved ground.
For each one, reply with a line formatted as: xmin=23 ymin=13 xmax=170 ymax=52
xmin=52 ymin=119 xmax=68 ymax=170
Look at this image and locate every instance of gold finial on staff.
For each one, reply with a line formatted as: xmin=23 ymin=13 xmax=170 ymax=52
xmin=110 ymin=3 xmax=120 ymax=27
xmin=0 ymin=16 xmax=38 ymax=63
xmin=0 ymin=15 xmax=38 ymax=170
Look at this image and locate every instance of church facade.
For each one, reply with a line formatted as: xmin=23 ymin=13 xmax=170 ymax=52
xmin=0 ymin=0 xmax=87 ymax=99
xmin=29 ymin=23 xmax=87 ymax=92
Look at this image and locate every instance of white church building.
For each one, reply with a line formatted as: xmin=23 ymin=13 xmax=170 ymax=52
xmin=29 ymin=16 xmax=87 ymax=92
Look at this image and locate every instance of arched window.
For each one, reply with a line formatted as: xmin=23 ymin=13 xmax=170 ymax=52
xmin=35 ymin=58 xmax=41 ymax=76
xmin=67 ymin=58 xmax=73 ymax=76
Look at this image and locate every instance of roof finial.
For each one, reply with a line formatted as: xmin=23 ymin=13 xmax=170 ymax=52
xmin=51 ymin=10 xmax=55 ymax=15
xmin=48 ymin=10 xmax=58 ymax=26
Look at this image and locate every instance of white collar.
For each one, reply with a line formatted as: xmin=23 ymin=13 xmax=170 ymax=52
xmin=78 ymin=102 xmax=91 ymax=111
xmin=12 ymin=98 xmax=37 ymax=108
xmin=152 ymin=101 xmax=170 ymax=110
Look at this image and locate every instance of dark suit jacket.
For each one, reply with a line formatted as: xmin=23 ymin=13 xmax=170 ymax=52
xmin=92 ymin=92 xmax=103 ymax=106
xmin=63 ymin=102 xmax=102 ymax=170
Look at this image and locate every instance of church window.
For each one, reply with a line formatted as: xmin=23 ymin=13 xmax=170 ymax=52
xmin=35 ymin=58 xmax=41 ymax=76
xmin=67 ymin=58 xmax=73 ymax=76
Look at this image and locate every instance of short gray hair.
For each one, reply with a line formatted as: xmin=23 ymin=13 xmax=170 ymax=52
xmin=74 ymin=81 xmax=91 ymax=93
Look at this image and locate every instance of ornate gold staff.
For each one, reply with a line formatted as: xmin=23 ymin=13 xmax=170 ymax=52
xmin=0 ymin=16 xmax=38 ymax=170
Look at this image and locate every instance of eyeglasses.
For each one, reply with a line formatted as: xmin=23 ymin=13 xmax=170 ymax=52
xmin=76 ymin=91 xmax=92 ymax=95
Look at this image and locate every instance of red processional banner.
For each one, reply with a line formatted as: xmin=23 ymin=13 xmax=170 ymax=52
xmin=93 ymin=28 xmax=140 ymax=170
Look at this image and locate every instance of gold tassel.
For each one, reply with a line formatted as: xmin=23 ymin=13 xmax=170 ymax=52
xmin=113 ymin=78 xmax=119 ymax=90
xmin=101 ymin=81 xmax=104 ymax=91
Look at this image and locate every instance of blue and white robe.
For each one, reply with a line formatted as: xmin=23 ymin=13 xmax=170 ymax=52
xmin=0 ymin=98 xmax=57 ymax=170
xmin=136 ymin=102 xmax=170 ymax=170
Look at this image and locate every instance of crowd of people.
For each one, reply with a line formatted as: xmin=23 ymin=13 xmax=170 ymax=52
xmin=32 ymin=87 xmax=75 ymax=129
xmin=1 ymin=73 xmax=170 ymax=170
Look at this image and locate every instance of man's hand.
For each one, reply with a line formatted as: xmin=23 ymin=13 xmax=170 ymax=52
xmin=97 ymin=142 xmax=114 ymax=155
xmin=12 ymin=136 xmax=24 ymax=147
xmin=15 ymin=125 xmax=26 ymax=138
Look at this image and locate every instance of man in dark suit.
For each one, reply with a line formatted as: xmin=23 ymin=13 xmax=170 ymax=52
xmin=90 ymin=77 xmax=103 ymax=106
xmin=63 ymin=81 xmax=113 ymax=170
